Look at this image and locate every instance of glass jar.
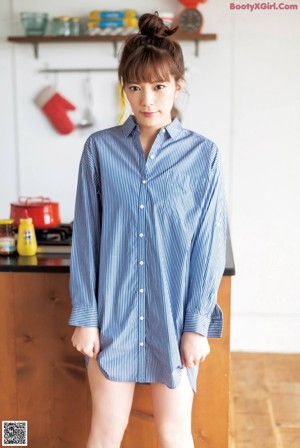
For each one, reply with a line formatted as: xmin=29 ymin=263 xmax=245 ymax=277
xmin=51 ymin=16 xmax=71 ymax=36
xmin=0 ymin=219 xmax=16 ymax=256
xmin=51 ymin=17 xmax=62 ymax=36
xmin=59 ymin=16 xmax=71 ymax=36
xmin=70 ymin=17 xmax=80 ymax=36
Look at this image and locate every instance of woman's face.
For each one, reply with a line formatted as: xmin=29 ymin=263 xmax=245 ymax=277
xmin=124 ymin=76 xmax=182 ymax=131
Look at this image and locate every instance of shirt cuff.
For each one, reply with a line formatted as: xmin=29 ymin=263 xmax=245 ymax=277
xmin=68 ymin=306 xmax=99 ymax=327
xmin=183 ymin=304 xmax=223 ymax=338
xmin=183 ymin=312 xmax=211 ymax=336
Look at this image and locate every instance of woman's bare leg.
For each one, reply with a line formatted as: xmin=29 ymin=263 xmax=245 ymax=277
xmin=87 ymin=359 xmax=135 ymax=448
xmin=151 ymin=369 xmax=194 ymax=448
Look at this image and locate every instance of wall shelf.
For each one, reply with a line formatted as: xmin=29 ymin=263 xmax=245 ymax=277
xmin=7 ymin=33 xmax=217 ymax=58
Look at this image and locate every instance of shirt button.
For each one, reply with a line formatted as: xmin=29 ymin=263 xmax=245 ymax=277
xmin=142 ymin=179 xmax=147 ymax=184
xmin=139 ymin=233 xmax=144 ymax=238
xmin=140 ymin=315 xmax=144 ymax=320
xmin=139 ymin=288 xmax=144 ymax=293
xmin=216 ymin=222 xmax=221 ymax=227
xmin=139 ymin=204 xmax=145 ymax=209
xmin=139 ymin=260 xmax=144 ymax=265
xmin=139 ymin=342 xmax=144 ymax=347
xmin=162 ymin=128 xmax=166 ymax=133
xmin=150 ymin=154 xmax=155 ymax=160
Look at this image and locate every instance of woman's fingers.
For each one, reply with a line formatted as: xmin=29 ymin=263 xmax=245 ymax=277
xmin=181 ymin=355 xmax=203 ymax=368
xmin=180 ymin=332 xmax=210 ymax=368
xmin=71 ymin=326 xmax=100 ymax=358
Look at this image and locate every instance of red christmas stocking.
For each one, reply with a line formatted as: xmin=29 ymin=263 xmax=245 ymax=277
xmin=35 ymin=86 xmax=76 ymax=135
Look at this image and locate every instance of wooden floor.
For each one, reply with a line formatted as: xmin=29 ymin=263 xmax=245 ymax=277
xmin=229 ymin=353 xmax=300 ymax=448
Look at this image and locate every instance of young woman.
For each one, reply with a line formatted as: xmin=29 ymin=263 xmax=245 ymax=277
xmin=69 ymin=12 xmax=227 ymax=448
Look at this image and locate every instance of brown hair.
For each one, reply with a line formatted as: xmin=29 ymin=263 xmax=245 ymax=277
xmin=118 ymin=12 xmax=185 ymax=85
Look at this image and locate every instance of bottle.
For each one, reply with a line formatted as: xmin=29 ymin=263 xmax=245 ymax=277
xmin=0 ymin=219 xmax=16 ymax=256
xmin=17 ymin=210 xmax=37 ymax=256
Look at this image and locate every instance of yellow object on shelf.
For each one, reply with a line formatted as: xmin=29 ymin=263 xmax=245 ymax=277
xmin=89 ymin=10 xmax=137 ymax=20
xmin=17 ymin=211 xmax=37 ymax=256
xmin=87 ymin=17 xmax=138 ymax=29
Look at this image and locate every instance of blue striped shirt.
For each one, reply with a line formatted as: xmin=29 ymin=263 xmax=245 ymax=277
xmin=69 ymin=115 xmax=227 ymax=391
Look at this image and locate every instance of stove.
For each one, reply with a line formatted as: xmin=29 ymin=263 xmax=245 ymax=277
xmin=35 ymin=223 xmax=72 ymax=254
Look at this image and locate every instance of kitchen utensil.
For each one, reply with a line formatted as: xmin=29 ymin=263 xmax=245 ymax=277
xmin=20 ymin=12 xmax=48 ymax=36
xmin=78 ymin=77 xmax=95 ymax=128
xmin=10 ymin=196 xmax=61 ymax=229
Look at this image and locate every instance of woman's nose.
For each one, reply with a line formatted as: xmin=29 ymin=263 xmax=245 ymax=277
xmin=141 ymin=89 xmax=154 ymax=106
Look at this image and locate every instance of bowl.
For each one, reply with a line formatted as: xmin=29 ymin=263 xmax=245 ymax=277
xmin=20 ymin=12 xmax=48 ymax=36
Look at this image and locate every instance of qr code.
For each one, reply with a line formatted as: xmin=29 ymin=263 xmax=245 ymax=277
xmin=2 ymin=421 xmax=27 ymax=446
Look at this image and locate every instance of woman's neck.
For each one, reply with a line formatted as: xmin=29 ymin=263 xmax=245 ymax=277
xmin=139 ymin=128 xmax=159 ymax=159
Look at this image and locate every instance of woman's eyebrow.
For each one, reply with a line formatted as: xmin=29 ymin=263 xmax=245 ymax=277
xmin=126 ymin=80 xmax=168 ymax=85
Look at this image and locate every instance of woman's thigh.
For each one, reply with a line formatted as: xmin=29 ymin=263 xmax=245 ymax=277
xmin=150 ymin=369 xmax=194 ymax=447
xmin=87 ymin=359 xmax=135 ymax=445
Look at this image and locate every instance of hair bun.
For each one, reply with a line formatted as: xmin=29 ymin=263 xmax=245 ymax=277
xmin=138 ymin=12 xmax=177 ymax=38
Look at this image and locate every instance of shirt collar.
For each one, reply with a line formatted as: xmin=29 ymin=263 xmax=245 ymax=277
xmin=121 ymin=115 xmax=183 ymax=140
xmin=122 ymin=115 xmax=137 ymax=137
xmin=165 ymin=117 xmax=182 ymax=140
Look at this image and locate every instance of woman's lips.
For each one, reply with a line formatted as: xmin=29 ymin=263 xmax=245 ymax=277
xmin=141 ymin=111 xmax=157 ymax=118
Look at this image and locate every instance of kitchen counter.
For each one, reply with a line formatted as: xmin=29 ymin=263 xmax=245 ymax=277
xmin=0 ymin=253 xmax=70 ymax=273
xmin=0 ymin=230 xmax=235 ymax=275
xmin=0 ymin=230 xmax=234 ymax=448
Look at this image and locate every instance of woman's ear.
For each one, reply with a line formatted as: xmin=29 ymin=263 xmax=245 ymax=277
xmin=175 ymin=79 xmax=183 ymax=97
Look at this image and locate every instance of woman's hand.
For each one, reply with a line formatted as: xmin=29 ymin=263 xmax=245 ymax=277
xmin=71 ymin=326 xmax=100 ymax=359
xmin=180 ymin=332 xmax=210 ymax=368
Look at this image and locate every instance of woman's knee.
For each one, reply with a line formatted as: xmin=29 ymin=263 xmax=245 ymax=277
xmin=156 ymin=420 xmax=193 ymax=448
xmin=88 ymin=414 xmax=129 ymax=448
xmin=151 ymin=371 xmax=194 ymax=448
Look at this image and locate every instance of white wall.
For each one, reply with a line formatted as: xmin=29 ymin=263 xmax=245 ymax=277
xmin=1 ymin=0 xmax=299 ymax=353
xmin=230 ymin=5 xmax=300 ymax=353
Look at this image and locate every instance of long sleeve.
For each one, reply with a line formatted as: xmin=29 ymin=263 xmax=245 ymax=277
xmin=183 ymin=144 xmax=227 ymax=337
xmin=68 ymin=137 xmax=102 ymax=327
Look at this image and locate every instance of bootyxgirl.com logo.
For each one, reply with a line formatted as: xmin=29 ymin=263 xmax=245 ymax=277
xmin=230 ymin=2 xmax=298 ymax=11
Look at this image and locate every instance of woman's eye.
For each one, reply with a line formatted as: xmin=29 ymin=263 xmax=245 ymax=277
xmin=155 ymin=84 xmax=166 ymax=90
xmin=129 ymin=86 xmax=140 ymax=91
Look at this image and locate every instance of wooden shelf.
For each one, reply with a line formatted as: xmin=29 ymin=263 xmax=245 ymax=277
xmin=7 ymin=33 xmax=217 ymax=58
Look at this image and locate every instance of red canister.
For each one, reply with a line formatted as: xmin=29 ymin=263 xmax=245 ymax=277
xmin=10 ymin=196 xmax=61 ymax=229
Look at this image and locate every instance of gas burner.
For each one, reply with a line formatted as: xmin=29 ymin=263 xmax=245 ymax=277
xmin=35 ymin=223 xmax=73 ymax=246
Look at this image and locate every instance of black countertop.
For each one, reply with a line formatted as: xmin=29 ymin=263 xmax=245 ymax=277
xmin=0 ymin=253 xmax=71 ymax=273
xmin=0 ymin=230 xmax=235 ymax=276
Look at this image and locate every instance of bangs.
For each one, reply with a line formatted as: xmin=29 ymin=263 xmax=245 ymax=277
xmin=121 ymin=48 xmax=179 ymax=84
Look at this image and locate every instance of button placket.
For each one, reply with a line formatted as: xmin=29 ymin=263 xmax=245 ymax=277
xmin=137 ymin=173 xmax=147 ymax=380
xmin=146 ymin=129 xmax=165 ymax=163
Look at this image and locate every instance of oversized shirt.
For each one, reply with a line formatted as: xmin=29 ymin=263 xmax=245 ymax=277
xmin=69 ymin=115 xmax=227 ymax=392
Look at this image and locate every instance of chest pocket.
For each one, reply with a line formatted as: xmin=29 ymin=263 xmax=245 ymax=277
xmin=160 ymin=172 xmax=199 ymax=236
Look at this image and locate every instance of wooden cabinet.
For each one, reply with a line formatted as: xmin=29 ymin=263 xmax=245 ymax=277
xmin=0 ymin=272 xmax=231 ymax=447
xmin=0 ymin=272 xmax=90 ymax=447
